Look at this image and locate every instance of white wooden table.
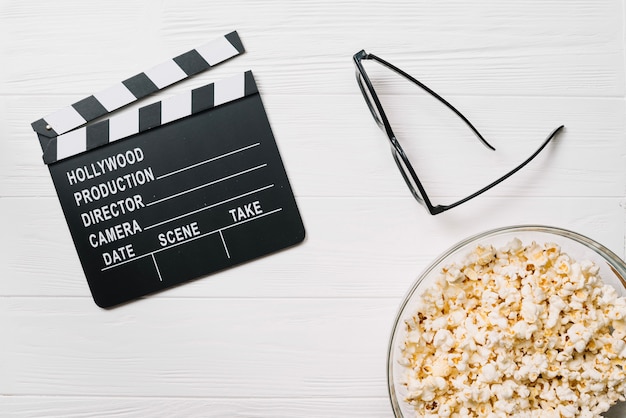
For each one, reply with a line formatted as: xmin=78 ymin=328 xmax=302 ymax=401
xmin=2 ymin=1 xmax=625 ymax=416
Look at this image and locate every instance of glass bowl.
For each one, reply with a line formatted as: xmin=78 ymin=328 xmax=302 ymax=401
xmin=387 ymin=225 xmax=626 ymax=417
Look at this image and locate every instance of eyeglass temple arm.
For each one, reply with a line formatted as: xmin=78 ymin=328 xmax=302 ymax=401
xmin=434 ymin=125 xmax=565 ymax=213
xmin=365 ymin=53 xmax=496 ymax=151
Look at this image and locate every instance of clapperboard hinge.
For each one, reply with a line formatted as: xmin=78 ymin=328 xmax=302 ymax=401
xmin=32 ymin=31 xmax=250 ymax=163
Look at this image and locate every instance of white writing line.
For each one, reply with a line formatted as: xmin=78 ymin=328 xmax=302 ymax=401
xmin=144 ymin=184 xmax=275 ymax=231
xmin=147 ymin=164 xmax=267 ymax=207
xmin=219 ymin=230 xmax=231 ymax=259
xmin=151 ymin=254 xmax=163 ymax=281
xmin=101 ymin=207 xmax=283 ymax=271
xmin=156 ymin=142 xmax=261 ymax=180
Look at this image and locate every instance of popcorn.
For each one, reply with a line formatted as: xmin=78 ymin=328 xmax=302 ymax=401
xmin=400 ymin=239 xmax=626 ymax=417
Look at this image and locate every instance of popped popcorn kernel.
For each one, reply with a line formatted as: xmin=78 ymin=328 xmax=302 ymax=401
xmin=400 ymin=239 xmax=626 ymax=417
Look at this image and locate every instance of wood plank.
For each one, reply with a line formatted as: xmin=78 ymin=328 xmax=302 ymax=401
xmin=1 ymin=196 xmax=623 ymax=298
xmin=0 ymin=396 xmax=391 ymax=418
xmin=0 ymin=297 xmax=395 ymax=398
xmin=0 ymin=1 xmax=622 ymax=97
xmin=3 ymin=95 xmax=625 ymax=198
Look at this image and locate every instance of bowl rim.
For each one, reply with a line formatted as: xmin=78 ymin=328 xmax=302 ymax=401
xmin=386 ymin=224 xmax=626 ymax=417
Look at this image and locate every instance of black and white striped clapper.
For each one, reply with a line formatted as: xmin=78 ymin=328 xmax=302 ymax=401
xmin=32 ymin=31 xmax=305 ymax=308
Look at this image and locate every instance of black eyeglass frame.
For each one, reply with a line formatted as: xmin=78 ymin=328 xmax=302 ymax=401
xmin=353 ymin=49 xmax=564 ymax=215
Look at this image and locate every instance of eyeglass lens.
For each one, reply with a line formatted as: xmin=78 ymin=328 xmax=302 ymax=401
xmin=356 ymin=72 xmax=384 ymax=126
xmin=391 ymin=147 xmax=425 ymax=205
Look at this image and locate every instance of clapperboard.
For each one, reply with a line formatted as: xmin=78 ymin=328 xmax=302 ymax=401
xmin=32 ymin=31 xmax=305 ymax=308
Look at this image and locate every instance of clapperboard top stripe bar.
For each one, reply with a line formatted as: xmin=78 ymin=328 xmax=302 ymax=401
xmin=32 ymin=31 xmax=245 ymax=153
xmin=42 ymin=71 xmax=259 ymax=164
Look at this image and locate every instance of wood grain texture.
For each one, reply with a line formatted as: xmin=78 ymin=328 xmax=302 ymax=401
xmin=0 ymin=298 xmax=394 ymax=397
xmin=2 ymin=95 xmax=625 ymax=198
xmin=1 ymin=1 xmax=623 ymax=97
xmin=1 ymin=196 xmax=623 ymax=298
xmin=0 ymin=397 xmax=392 ymax=418
xmin=1 ymin=0 xmax=625 ymax=416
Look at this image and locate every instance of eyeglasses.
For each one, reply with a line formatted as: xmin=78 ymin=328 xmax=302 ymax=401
xmin=353 ymin=50 xmax=564 ymax=215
